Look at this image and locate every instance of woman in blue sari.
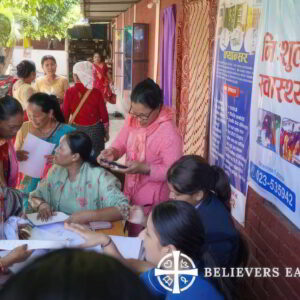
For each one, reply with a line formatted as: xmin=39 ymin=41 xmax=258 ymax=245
xmin=15 ymin=93 xmax=75 ymax=210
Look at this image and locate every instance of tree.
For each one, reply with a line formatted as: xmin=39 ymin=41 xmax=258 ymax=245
xmin=0 ymin=6 xmax=38 ymax=74
xmin=0 ymin=0 xmax=81 ymax=74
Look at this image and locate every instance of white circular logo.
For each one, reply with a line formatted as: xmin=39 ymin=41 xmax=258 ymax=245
xmin=154 ymin=251 xmax=198 ymax=294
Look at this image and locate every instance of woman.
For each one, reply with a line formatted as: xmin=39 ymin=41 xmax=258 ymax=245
xmin=0 ymin=249 xmax=155 ymax=300
xmin=64 ymin=61 xmax=109 ymax=156
xmin=29 ymin=131 xmax=128 ymax=223
xmin=35 ymin=55 xmax=68 ymax=104
xmin=97 ymin=78 xmax=182 ymax=236
xmin=66 ymin=201 xmax=231 ymax=300
xmin=167 ymin=155 xmax=240 ymax=269
xmin=12 ymin=60 xmax=36 ymax=111
xmin=15 ymin=93 xmax=75 ymax=209
xmin=92 ymin=52 xmax=115 ymax=104
xmin=129 ymin=155 xmax=240 ymax=269
xmin=0 ymin=96 xmax=23 ymax=187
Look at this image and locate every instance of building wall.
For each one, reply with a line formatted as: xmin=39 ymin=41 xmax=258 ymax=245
xmin=240 ymin=187 xmax=300 ymax=299
xmin=135 ymin=0 xmax=156 ymax=80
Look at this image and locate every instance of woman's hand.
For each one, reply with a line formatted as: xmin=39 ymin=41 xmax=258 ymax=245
xmin=65 ymin=211 xmax=89 ymax=225
xmin=37 ymin=203 xmax=56 ymax=222
xmin=97 ymin=148 xmax=118 ymax=165
xmin=18 ymin=224 xmax=32 ymax=240
xmin=119 ymin=161 xmax=150 ymax=175
xmin=129 ymin=205 xmax=147 ymax=226
xmin=16 ymin=150 xmax=29 ymax=162
xmin=3 ymin=245 xmax=33 ymax=267
xmin=44 ymin=154 xmax=55 ymax=165
xmin=64 ymin=223 xmax=109 ymax=248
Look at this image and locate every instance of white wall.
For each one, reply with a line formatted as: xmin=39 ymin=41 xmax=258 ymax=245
xmin=12 ymin=47 xmax=68 ymax=78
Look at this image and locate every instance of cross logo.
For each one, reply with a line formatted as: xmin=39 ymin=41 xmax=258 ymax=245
xmin=154 ymin=251 xmax=198 ymax=294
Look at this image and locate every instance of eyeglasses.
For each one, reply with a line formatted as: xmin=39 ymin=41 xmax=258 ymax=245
xmin=129 ymin=105 xmax=154 ymax=121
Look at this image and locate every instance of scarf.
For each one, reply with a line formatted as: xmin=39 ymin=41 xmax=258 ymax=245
xmin=124 ymin=106 xmax=174 ymax=198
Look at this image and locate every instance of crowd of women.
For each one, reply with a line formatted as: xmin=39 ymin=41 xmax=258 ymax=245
xmin=0 ymin=53 xmax=247 ymax=299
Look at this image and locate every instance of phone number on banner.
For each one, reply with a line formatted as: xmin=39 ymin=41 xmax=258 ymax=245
xmin=250 ymin=163 xmax=296 ymax=212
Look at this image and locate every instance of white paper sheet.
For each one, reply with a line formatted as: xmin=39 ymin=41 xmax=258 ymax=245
xmin=31 ymin=223 xmax=142 ymax=259
xmin=110 ymin=236 xmax=143 ymax=259
xmin=19 ymin=133 xmax=56 ymax=178
xmin=27 ymin=212 xmax=69 ymax=226
xmin=0 ymin=239 xmax=69 ymax=250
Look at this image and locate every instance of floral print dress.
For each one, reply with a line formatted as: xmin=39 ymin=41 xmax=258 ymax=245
xmin=29 ymin=162 xmax=129 ymax=218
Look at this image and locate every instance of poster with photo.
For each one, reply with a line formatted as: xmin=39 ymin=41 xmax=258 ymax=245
xmin=249 ymin=0 xmax=300 ymax=228
xmin=210 ymin=0 xmax=263 ymax=225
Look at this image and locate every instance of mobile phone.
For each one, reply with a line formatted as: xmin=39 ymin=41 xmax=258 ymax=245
xmin=100 ymin=159 xmax=128 ymax=169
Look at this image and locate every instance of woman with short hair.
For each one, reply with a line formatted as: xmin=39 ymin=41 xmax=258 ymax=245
xmin=12 ymin=60 xmax=36 ymax=111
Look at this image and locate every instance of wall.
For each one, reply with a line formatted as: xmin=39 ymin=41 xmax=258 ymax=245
xmin=12 ymin=47 xmax=68 ymax=77
xmin=135 ymin=0 xmax=156 ymax=80
xmin=240 ymin=187 xmax=300 ymax=299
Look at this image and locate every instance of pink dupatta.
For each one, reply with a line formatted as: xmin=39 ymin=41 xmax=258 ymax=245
xmin=124 ymin=106 xmax=174 ymax=198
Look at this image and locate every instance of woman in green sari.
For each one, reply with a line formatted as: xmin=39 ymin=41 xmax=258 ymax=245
xmin=29 ymin=131 xmax=129 ymax=223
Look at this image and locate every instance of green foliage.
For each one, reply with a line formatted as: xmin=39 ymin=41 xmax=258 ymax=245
xmin=0 ymin=6 xmax=38 ymax=47
xmin=0 ymin=0 xmax=81 ymax=41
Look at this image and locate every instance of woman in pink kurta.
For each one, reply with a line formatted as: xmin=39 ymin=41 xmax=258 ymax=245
xmin=98 ymin=78 xmax=182 ymax=236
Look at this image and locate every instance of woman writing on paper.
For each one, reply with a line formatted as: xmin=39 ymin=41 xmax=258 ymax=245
xmin=66 ymin=201 xmax=236 ymax=300
xmin=97 ymin=78 xmax=182 ymax=236
xmin=29 ymin=131 xmax=128 ymax=223
xmin=63 ymin=61 xmax=109 ymax=156
xmin=15 ymin=93 xmax=75 ymax=209
xmin=129 ymin=155 xmax=240 ymax=269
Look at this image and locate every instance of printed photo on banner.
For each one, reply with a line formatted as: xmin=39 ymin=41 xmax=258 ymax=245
xmin=280 ymin=118 xmax=300 ymax=168
xmin=256 ymin=109 xmax=281 ymax=153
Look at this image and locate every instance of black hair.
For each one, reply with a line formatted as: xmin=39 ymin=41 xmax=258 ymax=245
xmin=0 ymin=95 xmax=23 ymax=121
xmin=94 ymin=51 xmax=105 ymax=62
xmin=65 ymin=131 xmax=98 ymax=167
xmin=167 ymin=155 xmax=231 ymax=209
xmin=152 ymin=200 xmax=205 ymax=265
xmin=16 ymin=60 xmax=36 ymax=79
xmin=41 ymin=55 xmax=56 ymax=66
xmin=131 ymin=78 xmax=163 ymax=109
xmin=152 ymin=200 xmax=235 ymax=300
xmin=28 ymin=93 xmax=65 ymax=123
xmin=0 ymin=249 xmax=156 ymax=300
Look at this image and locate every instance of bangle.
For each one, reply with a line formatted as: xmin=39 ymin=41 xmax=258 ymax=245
xmin=102 ymin=237 xmax=112 ymax=248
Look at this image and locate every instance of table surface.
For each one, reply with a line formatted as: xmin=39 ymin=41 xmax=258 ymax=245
xmin=97 ymin=220 xmax=126 ymax=236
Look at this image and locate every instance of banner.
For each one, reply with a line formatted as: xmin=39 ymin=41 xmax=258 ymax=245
xmin=249 ymin=0 xmax=300 ymax=229
xmin=210 ymin=0 xmax=263 ymax=225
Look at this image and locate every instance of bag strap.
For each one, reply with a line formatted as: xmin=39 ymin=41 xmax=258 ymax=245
xmin=69 ymin=89 xmax=92 ymax=124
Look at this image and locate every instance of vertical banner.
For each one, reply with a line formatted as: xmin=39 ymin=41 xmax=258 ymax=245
xmin=210 ymin=0 xmax=262 ymax=225
xmin=249 ymin=0 xmax=300 ymax=229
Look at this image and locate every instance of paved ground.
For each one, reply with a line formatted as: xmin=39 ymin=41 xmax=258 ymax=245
xmin=106 ymin=117 xmax=125 ymax=164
